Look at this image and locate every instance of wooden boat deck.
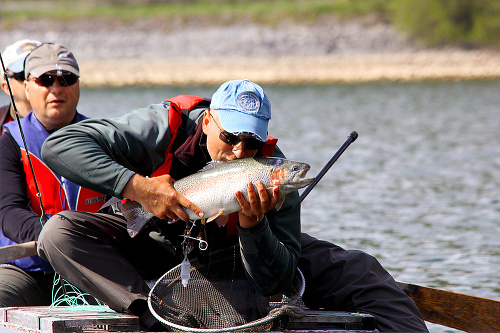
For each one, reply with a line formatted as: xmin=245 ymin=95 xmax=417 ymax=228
xmin=0 ymin=306 xmax=378 ymax=332
xmin=0 ymin=306 xmax=140 ymax=332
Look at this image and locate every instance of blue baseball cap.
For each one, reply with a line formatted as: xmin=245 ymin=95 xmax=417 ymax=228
xmin=210 ymin=79 xmax=271 ymax=142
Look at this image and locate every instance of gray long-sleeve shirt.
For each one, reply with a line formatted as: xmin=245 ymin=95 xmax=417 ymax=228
xmin=41 ymin=100 xmax=301 ymax=296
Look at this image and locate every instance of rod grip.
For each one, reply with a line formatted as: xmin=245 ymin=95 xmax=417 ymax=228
xmin=300 ymin=131 xmax=358 ymax=202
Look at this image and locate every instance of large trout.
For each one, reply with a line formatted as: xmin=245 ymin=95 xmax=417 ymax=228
xmin=121 ymin=157 xmax=313 ymax=237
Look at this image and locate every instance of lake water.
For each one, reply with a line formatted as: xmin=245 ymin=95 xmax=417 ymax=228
xmin=1 ymin=81 xmax=499 ymax=332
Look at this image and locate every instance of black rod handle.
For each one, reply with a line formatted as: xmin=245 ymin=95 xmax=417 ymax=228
xmin=300 ymin=131 xmax=358 ymax=202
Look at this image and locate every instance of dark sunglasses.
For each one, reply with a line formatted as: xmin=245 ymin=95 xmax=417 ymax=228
xmin=30 ymin=73 xmax=79 ymax=87
xmin=210 ymin=113 xmax=264 ymax=150
xmin=6 ymin=71 xmax=25 ymax=81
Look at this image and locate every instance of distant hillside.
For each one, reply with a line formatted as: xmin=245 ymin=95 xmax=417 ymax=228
xmin=2 ymin=0 xmax=500 ymax=49
xmin=1 ymin=17 xmax=420 ymax=61
xmin=2 ymin=1 xmax=500 ymax=86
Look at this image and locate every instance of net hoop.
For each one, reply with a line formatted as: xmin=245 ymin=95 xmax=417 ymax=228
xmin=148 ymin=261 xmax=305 ymax=333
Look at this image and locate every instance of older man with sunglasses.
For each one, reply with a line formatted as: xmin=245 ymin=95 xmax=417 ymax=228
xmin=0 ymin=43 xmax=107 ymax=307
xmin=1 ymin=39 xmax=42 ymax=135
xmin=23 ymin=43 xmax=81 ymax=131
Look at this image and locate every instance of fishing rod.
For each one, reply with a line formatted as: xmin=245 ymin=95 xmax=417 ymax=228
xmin=0 ymin=51 xmax=48 ymax=223
xmin=300 ymin=131 xmax=358 ymax=202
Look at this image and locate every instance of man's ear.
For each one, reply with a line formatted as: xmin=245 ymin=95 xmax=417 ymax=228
xmin=24 ymin=80 xmax=30 ymax=101
xmin=1 ymin=80 xmax=10 ymax=95
xmin=202 ymin=109 xmax=210 ymax=134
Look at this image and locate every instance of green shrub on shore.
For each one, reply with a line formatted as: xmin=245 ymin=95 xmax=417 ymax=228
xmin=0 ymin=0 xmax=386 ymax=24
xmin=389 ymin=0 xmax=500 ymax=47
xmin=2 ymin=0 xmax=500 ymax=48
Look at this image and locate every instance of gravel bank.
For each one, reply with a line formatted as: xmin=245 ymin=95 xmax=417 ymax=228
xmin=2 ymin=18 xmax=500 ymax=86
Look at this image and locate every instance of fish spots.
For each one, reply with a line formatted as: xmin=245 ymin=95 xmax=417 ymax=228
xmin=270 ymin=168 xmax=288 ymax=186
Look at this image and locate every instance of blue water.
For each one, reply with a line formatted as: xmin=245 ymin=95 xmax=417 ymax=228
xmin=2 ymin=80 xmax=499 ymax=332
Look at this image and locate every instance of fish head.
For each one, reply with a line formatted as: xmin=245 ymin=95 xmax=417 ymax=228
xmin=267 ymin=158 xmax=314 ymax=195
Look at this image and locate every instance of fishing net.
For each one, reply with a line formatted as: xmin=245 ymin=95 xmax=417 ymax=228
xmin=148 ymin=246 xmax=305 ymax=332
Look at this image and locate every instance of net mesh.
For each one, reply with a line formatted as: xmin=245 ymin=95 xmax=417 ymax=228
xmin=148 ymin=247 xmax=305 ymax=332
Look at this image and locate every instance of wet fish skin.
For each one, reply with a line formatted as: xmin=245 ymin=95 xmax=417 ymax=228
xmin=121 ymin=199 xmax=155 ymax=237
xmin=122 ymin=157 xmax=313 ymax=236
xmin=173 ymin=157 xmax=313 ymax=222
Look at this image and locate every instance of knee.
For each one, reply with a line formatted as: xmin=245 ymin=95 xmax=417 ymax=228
xmin=347 ymin=250 xmax=386 ymax=273
xmin=345 ymin=250 xmax=398 ymax=288
xmin=348 ymin=250 xmax=381 ymax=267
xmin=38 ymin=212 xmax=73 ymax=261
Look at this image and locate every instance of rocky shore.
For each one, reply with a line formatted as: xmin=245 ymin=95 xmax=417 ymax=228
xmin=2 ymin=18 xmax=500 ymax=86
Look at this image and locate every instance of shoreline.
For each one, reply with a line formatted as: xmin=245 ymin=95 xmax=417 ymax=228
xmin=3 ymin=19 xmax=500 ymax=87
xmin=79 ymin=51 xmax=500 ymax=87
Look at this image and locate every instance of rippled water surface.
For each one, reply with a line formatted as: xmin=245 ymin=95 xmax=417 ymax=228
xmin=3 ymin=81 xmax=498 ymax=332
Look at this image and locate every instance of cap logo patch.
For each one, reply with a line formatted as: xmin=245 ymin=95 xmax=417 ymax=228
xmin=237 ymin=92 xmax=260 ymax=113
xmin=17 ymin=43 xmax=37 ymax=55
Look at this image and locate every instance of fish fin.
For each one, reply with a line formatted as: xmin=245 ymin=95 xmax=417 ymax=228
xmin=120 ymin=200 xmax=155 ymax=237
xmin=215 ymin=215 xmax=230 ymax=227
xmin=276 ymin=196 xmax=286 ymax=211
xmin=265 ymin=186 xmax=285 ymax=211
xmin=99 ymin=196 xmax=121 ymax=211
xmin=207 ymin=210 xmax=225 ymax=223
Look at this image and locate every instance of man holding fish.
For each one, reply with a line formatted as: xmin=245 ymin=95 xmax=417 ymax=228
xmin=38 ymin=80 xmax=307 ymax=330
xmin=38 ymin=79 xmax=427 ymax=331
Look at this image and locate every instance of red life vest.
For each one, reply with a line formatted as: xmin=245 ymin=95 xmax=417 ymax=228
xmin=150 ymin=95 xmax=278 ymax=236
xmin=19 ymin=149 xmax=106 ymax=216
xmin=151 ymin=95 xmax=278 ymax=177
xmin=2 ymin=112 xmax=107 ymax=272
xmin=4 ymin=112 xmax=106 ymax=216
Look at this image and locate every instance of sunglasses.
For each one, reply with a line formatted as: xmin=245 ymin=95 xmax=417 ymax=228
xmin=29 ymin=73 xmax=79 ymax=87
xmin=6 ymin=71 xmax=25 ymax=81
xmin=210 ymin=113 xmax=264 ymax=150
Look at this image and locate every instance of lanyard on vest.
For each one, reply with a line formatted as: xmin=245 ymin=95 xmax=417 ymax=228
xmin=0 ymin=53 xmax=48 ymax=223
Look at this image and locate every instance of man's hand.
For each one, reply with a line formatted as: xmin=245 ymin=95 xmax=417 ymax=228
xmin=122 ymin=174 xmax=204 ymax=221
xmin=236 ymin=181 xmax=279 ymax=228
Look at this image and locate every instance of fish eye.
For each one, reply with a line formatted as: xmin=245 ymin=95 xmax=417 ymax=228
xmin=291 ymin=165 xmax=300 ymax=172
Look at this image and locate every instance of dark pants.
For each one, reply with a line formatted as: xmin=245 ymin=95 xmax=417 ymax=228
xmin=0 ymin=265 xmax=54 ymax=307
xmin=38 ymin=211 xmax=177 ymax=331
xmin=38 ymin=211 xmax=178 ymax=311
xmin=299 ymin=233 xmax=428 ymax=332
xmin=39 ymin=211 xmax=427 ymax=332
